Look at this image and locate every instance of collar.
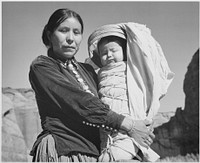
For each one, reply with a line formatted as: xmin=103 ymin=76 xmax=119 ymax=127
xmin=57 ymin=58 xmax=78 ymax=69
xmin=47 ymin=48 xmax=78 ymax=69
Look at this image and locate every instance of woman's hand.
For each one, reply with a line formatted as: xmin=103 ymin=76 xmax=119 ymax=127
xmin=120 ymin=117 xmax=155 ymax=148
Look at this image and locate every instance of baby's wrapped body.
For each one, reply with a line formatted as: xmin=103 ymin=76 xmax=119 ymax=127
xmin=98 ymin=62 xmax=159 ymax=162
xmin=98 ymin=62 xmax=129 ymax=116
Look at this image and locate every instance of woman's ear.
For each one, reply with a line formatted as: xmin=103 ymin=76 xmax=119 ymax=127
xmin=47 ymin=31 xmax=51 ymax=42
xmin=46 ymin=30 xmax=53 ymax=48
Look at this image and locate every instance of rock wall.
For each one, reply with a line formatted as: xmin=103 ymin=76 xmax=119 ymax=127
xmin=151 ymin=49 xmax=199 ymax=158
xmin=2 ymin=49 xmax=199 ymax=161
xmin=2 ymin=95 xmax=27 ymax=162
xmin=2 ymin=88 xmax=42 ymax=162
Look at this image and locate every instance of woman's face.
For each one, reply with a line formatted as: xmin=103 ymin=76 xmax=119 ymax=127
xmin=49 ymin=17 xmax=82 ymax=60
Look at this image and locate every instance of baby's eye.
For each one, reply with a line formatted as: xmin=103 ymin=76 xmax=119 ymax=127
xmin=111 ymin=49 xmax=118 ymax=52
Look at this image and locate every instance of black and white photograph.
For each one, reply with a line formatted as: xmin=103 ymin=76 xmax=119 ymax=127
xmin=2 ymin=1 xmax=199 ymax=162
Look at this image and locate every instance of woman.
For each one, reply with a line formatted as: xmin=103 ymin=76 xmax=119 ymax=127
xmin=29 ymin=8 xmax=154 ymax=162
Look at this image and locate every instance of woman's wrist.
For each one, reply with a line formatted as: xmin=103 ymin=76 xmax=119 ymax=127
xmin=105 ymin=110 xmax=126 ymax=130
xmin=119 ymin=116 xmax=135 ymax=134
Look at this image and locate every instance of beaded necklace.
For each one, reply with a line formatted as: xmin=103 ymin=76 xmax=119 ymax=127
xmin=58 ymin=58 xmax=94 ymax=96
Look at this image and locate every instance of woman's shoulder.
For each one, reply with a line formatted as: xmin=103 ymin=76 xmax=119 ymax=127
xmin=30 ymin=55 xmax=60 ymax=73
xmin=31 ymin=55 xmax=57 ymax=66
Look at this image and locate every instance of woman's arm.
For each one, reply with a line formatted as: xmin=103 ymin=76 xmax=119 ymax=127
xmin=29 ymin=55 xmax=124 ymax=130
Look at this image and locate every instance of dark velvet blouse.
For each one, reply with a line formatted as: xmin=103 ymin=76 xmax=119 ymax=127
xmin=29 ymin=54 xmax=125 ymax=157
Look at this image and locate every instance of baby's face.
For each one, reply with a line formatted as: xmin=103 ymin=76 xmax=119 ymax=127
xmin=98 ymin=40 xmax=124 ymax=66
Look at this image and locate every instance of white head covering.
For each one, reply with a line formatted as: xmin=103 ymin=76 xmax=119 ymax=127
xmin=88 ymin=22 xmax=174 ymax=120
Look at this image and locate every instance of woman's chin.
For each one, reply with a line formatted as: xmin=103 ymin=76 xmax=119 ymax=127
xmin=63 ymin=52 xmax=76 ymax=59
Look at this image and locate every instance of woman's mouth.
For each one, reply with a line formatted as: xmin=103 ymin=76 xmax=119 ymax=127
xmin=63 ymin=46 xmax=76 ymax=51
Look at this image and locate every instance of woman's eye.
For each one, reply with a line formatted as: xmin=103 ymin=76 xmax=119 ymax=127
xmin=59 ymin=28 xmax=68 ymax=33
xmin=74 ymin=29 xmax=81 ymax=35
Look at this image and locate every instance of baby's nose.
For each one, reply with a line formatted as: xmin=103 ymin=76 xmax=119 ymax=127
xmin=107 ymin=51 xmax=112 ymax=57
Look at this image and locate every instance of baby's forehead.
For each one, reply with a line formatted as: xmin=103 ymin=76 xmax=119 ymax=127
xmin=98 ymin=40 xmax=122 ymax=50
xmin=98 ymin=37 xmax=123 ymax=48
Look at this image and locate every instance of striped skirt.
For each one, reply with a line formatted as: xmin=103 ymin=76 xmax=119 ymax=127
xmin=32 ymin=134 xmax=97 ymax=162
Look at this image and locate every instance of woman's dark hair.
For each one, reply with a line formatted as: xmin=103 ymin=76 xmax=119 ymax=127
xmin=97 ymin=35 xmax=127 ymax=61
xmin=42 ymin=8 xmax=84 ymax=47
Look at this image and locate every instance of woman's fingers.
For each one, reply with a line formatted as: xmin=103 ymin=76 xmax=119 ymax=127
xmin=147 ymin=137 xmax=153 ymax=145
xmin=149 ymin=132 xmax=155 ymax=139
xmin=140 ymin=137 xmax=149 ymax=148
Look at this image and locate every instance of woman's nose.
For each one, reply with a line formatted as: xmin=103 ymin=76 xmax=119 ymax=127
xmin=66 ymin=32 xmax=74 ymax=44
